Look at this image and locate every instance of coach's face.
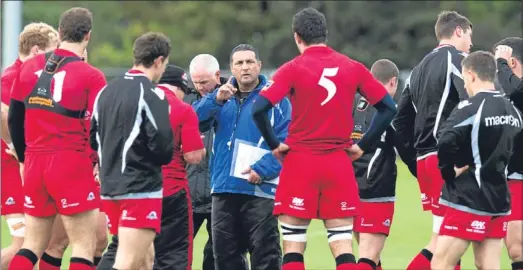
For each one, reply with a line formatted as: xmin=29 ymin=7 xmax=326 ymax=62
xmin=191 ymin=69 xmax=220 ymax=96
xmin=231 ymin=50 xmax=261 ymax=86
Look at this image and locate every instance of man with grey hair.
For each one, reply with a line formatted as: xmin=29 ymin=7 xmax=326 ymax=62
xmin=184 ymin=54 xmax=227 ymax=270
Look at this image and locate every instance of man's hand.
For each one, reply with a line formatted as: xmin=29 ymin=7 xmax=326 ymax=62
xmin=454 ymin=165 xmax=469 ymax=178
xmin=93 ymin=163 xmax=100 ymax=184
xmin=495 ymin=45 xmax=513 ymax=61
xmin=241 ymin=167 xmax=261 ymax=185
xmin=216 ymin=77 xmax=237 ymax=102
xmin=272 ymin=143 xmax=290 ymax=164
xmin=345 ymin=144 xmax=364 ymax=161
xmin=5 ymin=148 xmax=18 ymax=161
xmin=19 ymin=163 xmax=24 ymax=186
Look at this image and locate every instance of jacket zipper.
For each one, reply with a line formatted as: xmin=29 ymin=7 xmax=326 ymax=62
xmin=228 ymin=95 xmax=247 ymax=150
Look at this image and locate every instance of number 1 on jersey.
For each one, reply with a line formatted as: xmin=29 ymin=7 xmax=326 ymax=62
xmin=318 ymin=67 xmax=339 ymax=106
xmin=34 ymin=70 xmax=66 ymax=102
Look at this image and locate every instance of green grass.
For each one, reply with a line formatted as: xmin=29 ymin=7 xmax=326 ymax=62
xmin=2 ymin=162 xmax=511 ymax=269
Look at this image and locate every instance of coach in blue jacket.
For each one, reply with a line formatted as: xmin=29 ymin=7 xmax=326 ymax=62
xmin=194 ymin=44 xmax=290 ymax=270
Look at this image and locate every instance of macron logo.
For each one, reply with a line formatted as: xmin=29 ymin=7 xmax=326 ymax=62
xmin=457 ymin=100 xmax=472 ymax=109
xmin=485 ymin=115 xmax=520 ymax=128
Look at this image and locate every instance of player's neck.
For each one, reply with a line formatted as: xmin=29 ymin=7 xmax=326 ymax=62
xmin=437 ymin=39 xmax=458 ymax=49
xmin=131 ymin=65 xmax=157 ymax=82
xmin=471 ymin=82 xmax=496 ymax=96
xmin=18 ymin=54 xmax=30 ymax=63
xmin=301 ymin=43 xmax=327 ymax=53
xmin=58 ymin=42 xmax=85 ymax=57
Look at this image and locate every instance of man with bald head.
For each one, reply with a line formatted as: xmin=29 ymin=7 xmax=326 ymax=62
xmin=184 ymin=54 xmax=227 ymax=270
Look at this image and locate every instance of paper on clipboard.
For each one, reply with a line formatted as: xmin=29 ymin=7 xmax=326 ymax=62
xmin=232 ymin=141 xmax=269 ymax=180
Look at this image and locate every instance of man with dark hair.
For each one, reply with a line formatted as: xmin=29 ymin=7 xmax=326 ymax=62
xmin=195 ymin=44 xmax=290 ymax=270
xmin=352 ymin=59 xmax=417 ymax=270
xmin=252 ymin=8 xmax=396 ymax=270
xmin=7 ymin=7 xmax=106 ymax=270
xmin=493 ymin=37 xmax=523 ymax=270
xmin=432 ymin=51 xmax=521 ymax=269
xmin=91 ymin=32 xmax=173 ymax=270
xmin=394 ymin=10 xmax=473 ymax=270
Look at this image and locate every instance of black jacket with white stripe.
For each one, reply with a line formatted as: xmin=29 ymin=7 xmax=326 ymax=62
xmin=437 ymin=90 xmax=522 ymax=216
xmin=352 ymin=94 xmax=417 ymax=201
xmin=90 ymin=71 xmax=174 ymax=198
xmin=394 ymin=45 xmax=468 ymax=157
xmin=496 ymin=58 xmax=523 ymax=180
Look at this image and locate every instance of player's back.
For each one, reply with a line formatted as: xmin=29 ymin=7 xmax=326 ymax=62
xmin=159 ymin=86 xmax=190 ymax=179
xmin=285 ymin=46 xmax=386 ymax=153
xmin=12 ymin=49 xmax=105 ymax=152
xmin=408 ymin=45 xmax=468 ymax=155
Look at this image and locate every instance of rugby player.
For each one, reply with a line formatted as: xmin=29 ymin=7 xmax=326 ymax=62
xmin=40 ymin=48 xmax=109 ymax=270
xmin=352 ymin=59 xmax=417 ymax=270
xmin=91 ymin=32 xmax=173 ymax=269
xmin=252 ymin=7 xmax=396 ymax=270
xmin=493 ymin=38 xmax=523 ymax=270
xmin=154 ymin=64 xmax=205 ymax=269
xmin=1 ymin=22 xmax=59 ymax=270
xmin=394 ymin=11 xmax=473 ymax=270
xmin=432 ymin=51 xmax=522 ymax=270
xmin=8 ymin=7 xmax=106 ymax=270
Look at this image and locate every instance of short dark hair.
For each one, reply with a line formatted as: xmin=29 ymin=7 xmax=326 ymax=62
xmin=371 ymin=59 xmax=399 ymax=84
xmin=493 ymin=37 xmax=523 ymax=63
xmin=133 ymin=32 xmax=172 ymax=68
xmin=462 ymin=51 xmax=496 ymax=82
xmin=58 ymin=7 xmax=93 ymax=43
xmin=435 ymin=11 xmax=473 ymax=41
xmin=229 ymin=44 xmax=260 ymax=63
xmin=292 ymin=7 xmax=328 ymax=45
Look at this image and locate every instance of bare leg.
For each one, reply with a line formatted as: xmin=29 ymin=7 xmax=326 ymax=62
xmin=473 ymin=238 xmax=503 ymax=270
xmin=431 ymin=235 xmax=469 ymax=270
xmin=17 ymin=214 xmax=56 ymax=259
xmin=60 ymin=209 xmax=99 ymax=262
xmin=44 ymin=215 xmax=70 ymax=258
xmin=358 ymin=233 xmax=387 ymax=264
xmin=1 ymin=214 xmax=25 ymax=269
xmin=506 ymin=221 xmax=523 ymax=263
xmin=113 ymin=227 xmax=156 ymax=269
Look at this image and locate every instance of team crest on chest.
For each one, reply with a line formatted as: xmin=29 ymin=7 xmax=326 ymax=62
xmin=356 ymin=97 xmax=369 ymax=112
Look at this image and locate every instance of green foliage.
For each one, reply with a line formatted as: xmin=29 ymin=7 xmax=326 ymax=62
xmin=21 ymin=0 xmax=522 ymax=70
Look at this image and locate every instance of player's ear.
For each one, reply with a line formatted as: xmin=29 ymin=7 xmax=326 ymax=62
xmin=389 ymin=77 xmax=397 ymax=88
xmin=30 ymin=45 xmax=40 ymax=56
xmin=455 ymin=26 xmax=463 ymax=38
xmin=85 ymin=30 xmax=92 ymax=42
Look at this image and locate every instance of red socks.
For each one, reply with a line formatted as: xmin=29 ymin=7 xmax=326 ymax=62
xmin=39 ymin=252 xmax=62 ymax=270
xmin=8 ymin=249 xmax=38 ymax=270
xmin=407 ymin=249 xmax=432 ymax=270
xmin=69 ymin=257 xmax=93 ymax=270
xmin=455 ymin=260 xmax=461 ymax=270
xmin=358 ymin=258 xmax=377 ymax=270
xmin=282 ymin=253 xmax=305 ymax=270
xmin=336 ymin=254 xmax=358 ymax=270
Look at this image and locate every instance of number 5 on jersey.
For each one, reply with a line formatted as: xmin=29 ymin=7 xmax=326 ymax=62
xmin=35 ymin=70 xmax=66 ymax=102
xmin=318 ymin=67 xmax=339 ymax=106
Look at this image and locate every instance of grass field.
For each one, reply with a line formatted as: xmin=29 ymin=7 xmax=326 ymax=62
xmin=1 ymin=162 xmax=511 ymax=269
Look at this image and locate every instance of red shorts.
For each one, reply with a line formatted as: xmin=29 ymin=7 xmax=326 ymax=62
xmin=508 ymin=180 xmax=523 ymax=221
xmin=354 ymin=201 xmax=395 ymax=236
xmin=439 ymin=207 xmax=507 ymax=241
xmin=95 ymin=183 xmax=104 ymax=212
xmin=417 ymin=154 xmax=446 ymax=216
xmin=274 ymin=150 xmax=359 ymax=219
xmin=102 ymin=198 xmax=162 ymax=235
xmin=1 ymin=161 xmax=24 ymax=215
xmin=23 ymin=151 xmax=100 ymax=217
